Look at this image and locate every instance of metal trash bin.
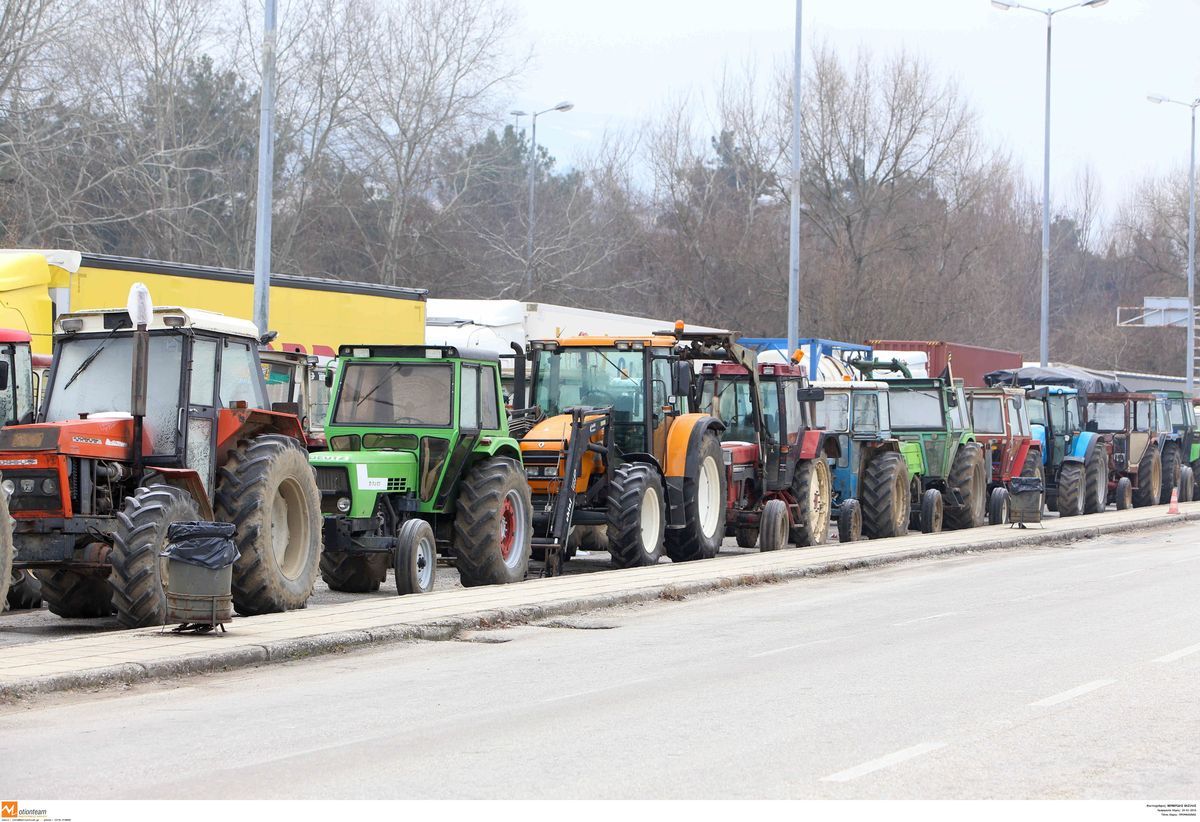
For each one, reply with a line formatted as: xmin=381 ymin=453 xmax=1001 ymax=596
xmin=1007 ymin=476 xmax=1045 ymax=527
xmin=162 ymin=522 xmax=239 ymax=632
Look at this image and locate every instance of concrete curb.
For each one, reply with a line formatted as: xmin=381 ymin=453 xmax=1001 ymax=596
xmin=3 ymin=509 xmax=1197 ymax=702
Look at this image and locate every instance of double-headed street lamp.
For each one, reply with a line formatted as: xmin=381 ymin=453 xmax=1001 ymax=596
xmin=1148 ymin=93 xmax=1200 ymax=394
xmin=991 ymin=0 xmax=1109 ymax=368
xmin=510 ymin=101 xmax=574 ymax=296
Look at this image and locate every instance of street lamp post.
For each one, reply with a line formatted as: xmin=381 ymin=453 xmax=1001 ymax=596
xmin=786 ymin=0 xmax=803 ymax=357
xmin=510 ymin=101 xmax=574 ymax=297
xmin=1148 ymin=93 xmax=1199 ymax=394
xmin=991 ymin=0 xmax=1109 ymax=368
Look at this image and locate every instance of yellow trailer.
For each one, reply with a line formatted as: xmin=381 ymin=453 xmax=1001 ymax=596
xmin=0 ymin=250 xmax=427 ymax=355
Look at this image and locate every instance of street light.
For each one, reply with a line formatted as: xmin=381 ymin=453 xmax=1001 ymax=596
xmin=513 ymin=101 xmax=574 ymax=296
xmin=991 ymin=0 xmax=1109 ymax=367
xmin=1147 ymin=93 xmax=1200 ymax=394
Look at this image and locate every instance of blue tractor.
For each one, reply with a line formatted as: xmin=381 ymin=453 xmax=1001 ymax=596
xmin=1020 ymin=386 xmax=1107 ymax=516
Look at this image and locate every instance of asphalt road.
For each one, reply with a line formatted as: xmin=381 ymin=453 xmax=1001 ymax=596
xmin=2 ymin=521 xmax=1196 ymax=799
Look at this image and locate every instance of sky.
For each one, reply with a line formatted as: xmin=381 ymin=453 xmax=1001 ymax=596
xmin=504 ymin=0 xmax=1200 ymax=217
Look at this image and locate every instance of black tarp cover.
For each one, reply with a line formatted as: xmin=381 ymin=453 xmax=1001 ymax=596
xmin=984 ymin=366 xmax=1128 ymax=394
xmin=161 ymin=521 xmax=240 ymax=569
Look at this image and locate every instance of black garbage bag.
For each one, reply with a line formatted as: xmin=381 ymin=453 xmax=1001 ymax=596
xmin=161 ymin=521 xmax=240 ymax=569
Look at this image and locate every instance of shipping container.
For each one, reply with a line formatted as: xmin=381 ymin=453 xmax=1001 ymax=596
xmin=866 ymin=339 xmax=1023 ymax=387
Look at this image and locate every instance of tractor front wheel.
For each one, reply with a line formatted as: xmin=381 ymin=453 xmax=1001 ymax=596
xmin=216 ymin=435 xmax=322 ymax=616
xmin=1133 ymin=447 xmax=1162 ymax=509
xmin=790 ymin=458 xmax=832 ymax=547
xmin=1057 ymin=461 xmax=1084 ymax=518
xmin=735 ymin=527 xmax=759 ymax=549
xmin=6 ymin=570 xmax=42 ymax=611
xmin=395 ymin=519 xmax=437 ymax=595
xmin=1115 ymin=476 xmax=1134 ymax=510
xmin=36 ymin=569 xmax=113 ymax=619
xmin=1179 ymin=465 xmax=1195 ymax=502
xmin=920 ymin=489 xmax=944 ymax=534
xmin=860 ymin=451 xmax=910 ymax=539
xmin=664 ymin=433 xmax=727 ymax=562
xmin=837 ymin=499 xmax=863 ymax=543
xmin=109 ymin=484 xmax=201 ymax=628
xmin=454 ymin=457 xmax=532 ymax=587
xmin=320 ymin=552 xmax=388 ymax=593
xmin=607 ymin=464 xmax=665 ymax=568
xmin=758 ymin=499 xmax=789 ymax=552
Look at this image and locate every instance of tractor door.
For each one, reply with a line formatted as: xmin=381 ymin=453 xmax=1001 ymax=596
xmin=649 ymin=355 xmax=681 ymax=462
xmin=1048 ymin=396 xmax=1070 ymax=467
xmin=184 ymin=336 xmax=222 ymax=494
xmin=433 ymin=362 xmax=485 ymax=509
xmin=1128 ymin=400 xmax=1153 ymax=467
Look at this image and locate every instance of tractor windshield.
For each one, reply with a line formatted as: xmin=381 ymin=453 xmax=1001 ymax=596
xmin=889 ymin=389 xmax=944 ymax=430
xmin=815 ymin=393 xmax=849 ymax=433
xmin=1164 ymin=397 xmax=1190 ymax=429
xmin=1027 ymin=398 xmax=1047 ymax=427
xmin=699 ymin=376 xmax=757 ymax=442
xmin=43 ymin=334 xmax=184 ymax=455
xmin=533 ymin=347 xmax=644 ymax=419
xmin=970 ymin=397 xmax=1005 ymax=434
xmin=332 ymin=362 xmax=453 ymax=427
xmin=1088 ymin=401 xmax=1126 ymax=433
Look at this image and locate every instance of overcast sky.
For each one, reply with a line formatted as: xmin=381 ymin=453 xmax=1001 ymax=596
xmin=506 ymin=0 xmax=1200 ymax=216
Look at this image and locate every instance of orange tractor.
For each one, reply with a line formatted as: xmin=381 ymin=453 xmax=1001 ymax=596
xmin=0 ymin=299 xmax=322 ymax=627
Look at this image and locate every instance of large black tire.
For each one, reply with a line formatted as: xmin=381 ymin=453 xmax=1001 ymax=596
xmin=664 ymin=433 xmax=727 ymax=562
xmin=944 ymin=443 xmax=986 ymax=530
xmin=860 ymin=451 xmax=911 ymax=539
xmin=1057 ymin=461 xmax=1084 ymax=518
xmin=395 ymin=519 xmax=436 ymax=595
xmin=215 ymin=435 xmax=322 ymax=616
xmin=837 ymin=499 xmax=862 ymax=543
xmin=735 ymin=527 xmax=759 ymax=549
xmin=1083 ymin=446 xmax=1108 ymax=515
xmin=988 ymin=487 xmax=1009 ymax=526
xmin=758 ymin=499 xmax=789 ymax=551
xmin=109 ymin=484 xmax=201 ymax=628
xmin=0 ymin=492 xmax=12 ymax=611
xmin=920 ymin=488 xmax=944 ymax=533
xmin=454 ymin=457 xmax=532 ymax=587
xmin=1133 ymin=446 xmax=1162 ymax=509
xmin=607 ymin=463 xmax=665 ymax=568
xmin=1180 ymin=466 xmax=1195 ymax=502
xmin=6 ymin=569 xmax=43 ymax=611
xmin=1159 ymin=443 xmax=1182 ymax=505
xmin=320 ymin=551 xmax=388 ymax=593
xmin=790 ymin=458 xmax=832 ymax=547
xmin=1019 ymin=449 xmax=1045 ymax=512
xmin=36 ymin=569 xmax=114 ymax=618
xmin=1115 ymin=476 xmax=1133 ymax=510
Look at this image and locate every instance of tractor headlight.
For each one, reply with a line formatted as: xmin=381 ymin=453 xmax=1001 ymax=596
xmin=1 ymin=479 xmax=14 ymax=497
xmin=41 ymin=478 xmax=57 ymax=495
xmin=336 ymin=496 xmax=352 ymax=513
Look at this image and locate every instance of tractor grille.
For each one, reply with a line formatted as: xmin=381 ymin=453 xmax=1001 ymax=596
xmin=386 ymin=477 xmax=409 ymax=492
xmin=523 ymin=450 xmax=561 ymax=479
xmin=314 ymin=466 xmax=350 ymax=494
xmin=4 ymin=469 xmax=64 ymax=514
xmin=925 ymin=441 xmax=946 ymax=477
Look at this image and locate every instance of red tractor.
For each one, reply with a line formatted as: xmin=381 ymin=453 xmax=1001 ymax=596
xmin=696 ymin=354 xmax=837 ymax=550
xmin=966 ymin=386 xmax=1044 ymax=523
xmin=0 ymin=299 xmax=322 ymax=628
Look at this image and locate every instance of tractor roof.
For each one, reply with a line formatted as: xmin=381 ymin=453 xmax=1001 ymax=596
xmin=531 ymin=334 xmax=679 ymax=349
xmin=55 ymin=306 xmax=258 ymax=339
xmin=813 ymin=380 xmax=890 ymax=390
xmin=702 ymin=361 xmax=806 ymax=377
xmin=337 ymin=344 xmax=497 ymax=362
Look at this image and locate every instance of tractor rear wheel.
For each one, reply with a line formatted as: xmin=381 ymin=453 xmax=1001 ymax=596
xmin=1159 ymin=443 xmax=1182 ymax=505
xmin=36 ymin=569 xmax=113 ymax=618
xmin=215 ymin=435 xmax=322 ymax=616
xmin=0 ymin=495 xmax=12 ymax=612
xmin=6 ymin=570 xmax=43 ymax=611
xmin=1133 ymin=447 xmax=1162 ymax=508
xmin=454 ymin=457 xmax=532 ymax=587
xmin=920 ymin=489 xmax=943 ymax=534
xmin=944 ymin=444 xmax=986 ymax=530
xmin=607 ymin=463 xmax=665 ymax=568
xmin=790 ymin=458 xmax=832 ymax=547
xmin=320 ymin=552 xmax=388 ymax=593
xmin=1115 ymin=476 xmax=1133 ymax=510
xmin=758 ymin=499 xmax=789 ymax=552
xmin=1083 ymin=447 xmax=1108 ymax=515
xmin=1057 ymin=461 xmax=1084 ymax=518
xmin=837 ymin=499 xmax=862 ymax=543
xmin=860 ymin=451 xmax=910 ymax=539
xmin=664 ymin=433 xmax=726 ymax=562
xmin=110 ymin=484 xmax=201 ymax=628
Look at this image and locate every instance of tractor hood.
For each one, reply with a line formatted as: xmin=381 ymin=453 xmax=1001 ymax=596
xmin=0 ymin=417 xmax=152 ymax=462
xmin=521 ymin=413 xmax=608 ymax=450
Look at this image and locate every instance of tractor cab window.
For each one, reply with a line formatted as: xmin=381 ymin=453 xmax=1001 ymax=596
xmin=1065 ymin=397 xmax=1081 ymax=433
xmin=949 ymin=385 xmax=970 ymax=430
xmin=852 ymin=392 xmax=882 ymax=434
xmin=781 ymin=378 xmax=807 ymax=442
xmin=460 ymin=365 xmax=480 ymax=429
xmin=44 ymin=333 xmax=184 ymax=456
xmin=219 ymin=341 xmax=268 ymax=410
xmin=759 ymin=380 xmax=781 ymax=441
xmin=701 ymin=376 xmax=757 ymax=442
xmin=263 ymin=360 xmax=296 ymax=406
xmin=190 ymin=339 xmax=218 ymax=406
xmin=0 ymin=342 xmax=35 ymax=424
xmin=1164 ymin=397 xmax=1189 ymax=429
xmin=1132 ymin=401 xmax=1153 ymax=432
xmin=889 ymin=389 xmax=944 ymax=430
xmin=815 ymin=393 xmax=850 ymax=433
xmin=534 ymin=347 xmax=645 ymax=453
xmin=1027 ymin=398 xmax=1047 ymax=428
xmin=332 ymin=362 xmax=453 ymax=427
xmin=480 ymin=365 xmax=500 ymax=430
xmin=650 ymin=357 xmax=675 ymax=418
xmin=1007 ymin=398 xmax=1029 ymax=436
xmin=970 ymin=397 xmax=1004 ymax=434
xmin=1088 ymin=402 xmax=1126 ymax=433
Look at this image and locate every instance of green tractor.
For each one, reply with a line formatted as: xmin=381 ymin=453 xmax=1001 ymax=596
xmin=309 ymin=345 xmax=532 ymax=595
xmin=878 ymin=376 xmax=987 ymax=533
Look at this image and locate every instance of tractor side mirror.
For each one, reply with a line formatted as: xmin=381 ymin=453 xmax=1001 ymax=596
xmin=672 ymin=360 xmax=693 ymax=402
xmin=947 ymin=390 xmax=959 ymax=408
xmin=324 ymin=368 xmax=334 ymax=388
xmin=0 ymin=360 xmax=8 ymax=392
xmin=796 ymin=386 xmax=824 ymax=402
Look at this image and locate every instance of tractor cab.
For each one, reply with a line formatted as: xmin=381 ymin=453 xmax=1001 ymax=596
xmin=1151 ymin=390 xmax=1196 ymax=502
xmin=0 ymin=328 xmax=36 ymax=426
xmin=1086 ymin=392 xmax=1165 ymax=508
xmin=262 ymin=347 xmax=328 ymax=450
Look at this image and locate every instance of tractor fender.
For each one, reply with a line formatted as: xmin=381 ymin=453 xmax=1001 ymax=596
xmin=1068 ymin=429 xmax=1100 ymax=462
xmin=621 ymin=452 xmax=664 ymax=474
xmin=663 ymin=414 xmax=724 ymax=530
xmin=151 ymin=466 xmax=214 ymax=520
xmin=217 ymin=408 xmax=306 ymax=453
xmin=796 ymin=429 xmax=836 ymax=460
xmin=1011 ymin=439 xmax=1033 ymax=471
xmin=478 ymin=436 xmax=522 ymax=464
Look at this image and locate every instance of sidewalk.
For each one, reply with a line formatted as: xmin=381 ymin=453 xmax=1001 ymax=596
xmin=3 ymin=502 xmax=1198 ymax=700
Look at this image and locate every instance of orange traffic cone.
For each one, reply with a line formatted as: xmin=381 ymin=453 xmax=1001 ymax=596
xmin=1169 ymin=486 xmax=1180 ymax=515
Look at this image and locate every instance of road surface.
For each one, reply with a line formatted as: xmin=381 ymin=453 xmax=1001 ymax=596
xmin=2 ymin=522 xmax=1197 ymax=799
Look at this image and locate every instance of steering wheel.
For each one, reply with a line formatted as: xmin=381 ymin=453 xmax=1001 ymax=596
xmin=580 ymin=389 xmax=616 ymax=407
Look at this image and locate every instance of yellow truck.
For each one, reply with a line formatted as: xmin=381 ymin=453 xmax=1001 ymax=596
xmin=0 ymin=249 xmax=427 ymax=356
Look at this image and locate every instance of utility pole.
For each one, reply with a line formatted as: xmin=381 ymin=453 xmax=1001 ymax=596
xmin=786 ymin=0 xmax=803 ymax=356
xmin=252 ymin=0 xmax=277 ymax=337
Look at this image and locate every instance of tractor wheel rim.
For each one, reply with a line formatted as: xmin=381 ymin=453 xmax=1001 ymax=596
xmin=893 ymin=470 xmax=908 ymax=531
xmin=808 ymin=463 xmax=828 ymax=534
xmin=416 ymin=533 xmax=435 ymax=590
xmin=697 ymin=454 xmax=721 ymax=538
xmin=640 ymin=485 xmax=661 ymax=556
xmin=499 ymin=490 xmax=526 ymax=569
xmin=271 ymin=477 xmax=308 ymax=579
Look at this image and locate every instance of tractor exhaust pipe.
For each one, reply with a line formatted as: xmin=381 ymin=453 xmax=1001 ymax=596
xmin=128 ymin=284 xmax=154 ymax=483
